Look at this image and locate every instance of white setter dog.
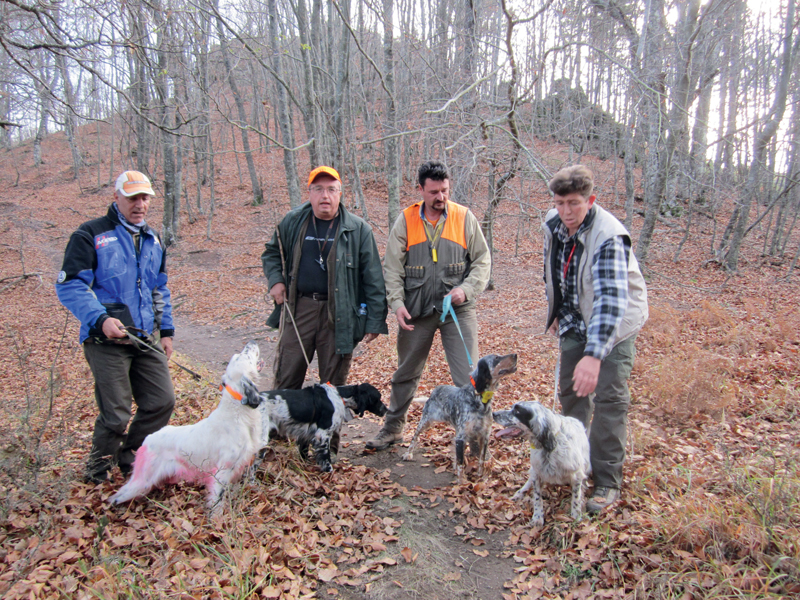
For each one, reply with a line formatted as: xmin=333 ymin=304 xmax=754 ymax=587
xmin=110 ymin=341 xmax=267 ymax=515
xmin=494 ymin=401 xmax=591 ymax=525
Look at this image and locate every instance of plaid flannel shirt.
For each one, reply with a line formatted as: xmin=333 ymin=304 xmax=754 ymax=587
xmin=554 ymin=219 xmax=629 ymax=360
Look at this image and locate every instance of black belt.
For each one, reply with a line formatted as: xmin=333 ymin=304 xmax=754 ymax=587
xmin=299 ymin=292 xmax=328 ymax=301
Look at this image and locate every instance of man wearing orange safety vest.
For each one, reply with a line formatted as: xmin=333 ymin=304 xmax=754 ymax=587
xmin=367 ymin=161 xmax=491 ymax=450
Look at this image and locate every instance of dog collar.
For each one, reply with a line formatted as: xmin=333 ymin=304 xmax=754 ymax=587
xmin=219 ymin=383 xmax=243 ymax=401
xmin=470 ymin=376 xmax=494 ymax=404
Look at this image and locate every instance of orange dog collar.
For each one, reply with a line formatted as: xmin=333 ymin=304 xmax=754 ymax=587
xmin=219 ymin=383 xmax=243 ymax=401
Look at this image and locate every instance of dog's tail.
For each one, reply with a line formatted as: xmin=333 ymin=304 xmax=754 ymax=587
xmin=109 ymin=444 xmax=163 ymax=505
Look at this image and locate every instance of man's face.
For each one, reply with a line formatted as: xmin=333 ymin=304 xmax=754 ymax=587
xmin=308 ymin=175 xmax=341 ymax=220
xmin=115 ymin=191 xmax=151 ymax=224
xmin=420 ymin=178 xmax=449 ymax=215
xmin=554 ymin=192 xmax=595 ymax=236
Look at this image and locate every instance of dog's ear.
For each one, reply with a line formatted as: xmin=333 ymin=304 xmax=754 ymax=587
xmin=338 ymin=385 xmax=365 ymax=416
xmin=539 ymin=421 xmax=557 ymax=453
xmin=473 ymin=359 xmax=492 ymax=394
xmin=314 ymin=386 xmax=336 ymax=430
xmin=240 ymin=377 xmax=262 ymax=409
xmin=351 ymin=385 xmax=366 ymax=416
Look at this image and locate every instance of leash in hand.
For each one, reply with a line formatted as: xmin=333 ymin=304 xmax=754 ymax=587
xmin=440 ymin=294 xmax=474 ymax=371
xmin=121 ymin=326 xmax=206 ymax=382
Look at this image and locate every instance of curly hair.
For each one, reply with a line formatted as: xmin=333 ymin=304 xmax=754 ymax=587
xmin=548 ymin=165 xmax=594 ymax=197
xmin=418 ymin=161 xmax=449 ymax=188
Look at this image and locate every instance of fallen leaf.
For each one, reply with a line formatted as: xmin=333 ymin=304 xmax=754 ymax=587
xmin=317 ymin=567 xmax=339 ymax=582
xmin=400 ymin=547 xmax=418 ymax=563
xmin=261 ymin=586 xmax=281 ymax=598
xmin=470 ymin=538 xmax=486 ymax=546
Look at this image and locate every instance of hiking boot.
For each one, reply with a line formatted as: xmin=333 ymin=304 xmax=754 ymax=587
xmin=365 ymin=429 xmax=403 ymax=451
xmin=586 ymin=486 xmax=620 ymax=514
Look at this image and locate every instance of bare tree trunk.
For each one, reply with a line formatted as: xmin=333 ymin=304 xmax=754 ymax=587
xmin=127 ymin=3 xmax=150 ymax=174
xmin=725 ymin=0 xmax=797 ymax=272
xmin=33 ymin=55 xmax=53 ymax=167
xmin=214 ymin=1 xmax=264 ymax=206
xmin=294 ymin=0 xmax=320 ymax=166
xmin=151 ymin=1 xmax=178 ymax=246
xmin=333 ymin=0 xmax=351 ymax=172
xmin=383 ymin=0 xmax=401 ymax=228
xmin=268 ymin=0 xmax=302 ymax=208
xmin=634 ymin=0 xmax=668 ymax=264
xmin=54 ymin=52 xmax=83 ymax=179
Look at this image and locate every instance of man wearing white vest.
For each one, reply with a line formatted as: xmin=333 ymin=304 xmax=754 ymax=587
xmin=542 ymin=165 xmax=648 ymax=514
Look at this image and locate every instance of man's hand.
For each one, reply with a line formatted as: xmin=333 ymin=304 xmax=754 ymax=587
xmin=573 ymin=355 xmax=601 ymax=397
xmin=161 ymin=336 xmax=174 ymax=359
xmin=448 ymin=287 xmax=467 ymax=305
xmin=396 ymin=306 xmax=414 ymax=331
xmin=269 ymin=282 xmax=286 ymax=305
xmin=361 ymin=333 xmax=379 ymax=344
xmin=102 ymin=317 xmax=127 ymax=339
xmin=548 ymin=319 xmax=559 ymax=336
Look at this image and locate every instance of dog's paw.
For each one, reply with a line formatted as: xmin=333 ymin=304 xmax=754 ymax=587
xmin=529 ymin=515 xmax=544 ymax=527
xmin=511 ymin=490 xmax=526 ymax=503
xmin=319 ymin=463 xmax=333 ymax=473
xmin=402 ymin=451 xmax=413 ymax=461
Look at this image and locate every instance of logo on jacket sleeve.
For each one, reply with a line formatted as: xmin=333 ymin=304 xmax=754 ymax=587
xmin=57 ymin=271 xmax=67 ymax=284
xmin=95 ymin=234 xmax=119 ymax=249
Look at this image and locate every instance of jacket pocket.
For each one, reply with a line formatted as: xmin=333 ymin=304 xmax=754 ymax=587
xmin=352 ymin=304 xmax=367 ymax=343
xmin=95 ymin=244 xmax=127 ymax=285
xmin=88 ymin=303 xmax=135 ymax=339
xmin=403 ymin=267 xmax=427 ymax=319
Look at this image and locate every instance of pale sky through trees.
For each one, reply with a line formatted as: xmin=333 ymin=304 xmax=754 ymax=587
xmin=0 ymin=0 xmax=796 ymax=271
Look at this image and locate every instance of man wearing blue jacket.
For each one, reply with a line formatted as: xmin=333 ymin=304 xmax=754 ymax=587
xmin=57 ymin=171 xmax=175 ymax=484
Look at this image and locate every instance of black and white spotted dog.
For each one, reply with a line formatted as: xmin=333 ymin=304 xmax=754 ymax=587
xmin=110 ymin=342 xmax=267 ymax=516
xmin=494 ymin=401 xmax=591 ymax=526
xmin=403 ymin=354 xmax=517 ymax=482
xmin=258 ymin=383 xmax=386 ymax=472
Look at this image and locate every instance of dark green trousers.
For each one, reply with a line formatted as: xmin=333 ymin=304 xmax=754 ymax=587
xmin=559 ymin=331 xmax=637 ymax=490
xmin=83 ymin=340 xmax=175 ymax=479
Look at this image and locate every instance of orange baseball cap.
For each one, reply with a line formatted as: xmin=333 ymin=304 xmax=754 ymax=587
xmin=115 ymin=171 xmax=155 ymax=197
xmin=308 ymin=166 xmax=341 ymax=186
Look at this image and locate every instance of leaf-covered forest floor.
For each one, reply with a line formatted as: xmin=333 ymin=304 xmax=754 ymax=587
xmin=1 ymin=128 xmax=799 ymax=599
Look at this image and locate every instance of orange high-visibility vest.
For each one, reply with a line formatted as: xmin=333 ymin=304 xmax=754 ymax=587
xmin=401 ymin=201 xmax=471 ymax=319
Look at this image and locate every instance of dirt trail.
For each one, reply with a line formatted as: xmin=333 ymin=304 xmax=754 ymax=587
xmin=176 ymin=320 xmax=517 ymax=599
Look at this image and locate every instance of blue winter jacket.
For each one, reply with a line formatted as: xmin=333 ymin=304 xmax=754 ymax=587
xmin=56 ymin=205 xmax=174 ymax=344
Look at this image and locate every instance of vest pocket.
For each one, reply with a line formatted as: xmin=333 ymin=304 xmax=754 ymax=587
xmin=444 ymin=262 xmax=465 ymax=277
xmin=403 ymin=271 xmax=427 ymax=319
xmin=404 ymin=265 xmax=425 ymax=279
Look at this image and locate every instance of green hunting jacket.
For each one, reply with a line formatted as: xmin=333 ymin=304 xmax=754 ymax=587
xmin=261 ymin=202 xmax=388 ymax=354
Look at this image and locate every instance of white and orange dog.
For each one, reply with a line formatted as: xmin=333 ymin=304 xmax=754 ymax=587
xmin=110 ymin=341 xmax=267 ymax=515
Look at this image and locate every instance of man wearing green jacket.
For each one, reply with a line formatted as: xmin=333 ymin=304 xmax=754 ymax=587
xmin=261 ymin=166 xmax=388 ymax=389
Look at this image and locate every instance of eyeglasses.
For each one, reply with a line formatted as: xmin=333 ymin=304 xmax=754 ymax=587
xmin=310 ymin=185 xmax=341 ymax=195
